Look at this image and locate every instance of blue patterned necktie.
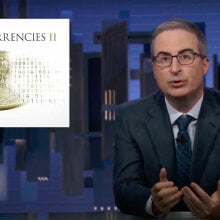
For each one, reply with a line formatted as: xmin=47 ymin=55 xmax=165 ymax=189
xmin=175 ymin=114 xmax=194 ymax=189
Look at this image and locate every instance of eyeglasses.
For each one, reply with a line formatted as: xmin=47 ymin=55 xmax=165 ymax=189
xmin=152 ymin=50 xmax=205 ymax=68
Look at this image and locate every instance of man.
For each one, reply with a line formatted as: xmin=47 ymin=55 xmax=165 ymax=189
xmin=113 ymin=19 xmax=220 ymax=218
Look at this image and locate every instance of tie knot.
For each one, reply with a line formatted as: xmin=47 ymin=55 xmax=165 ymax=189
xmin=175 ymin=114 xmax=194 ymax=131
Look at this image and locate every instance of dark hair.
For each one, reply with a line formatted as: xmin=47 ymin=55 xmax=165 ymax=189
xmin=151 ymin=19 xmax=207 ymax=58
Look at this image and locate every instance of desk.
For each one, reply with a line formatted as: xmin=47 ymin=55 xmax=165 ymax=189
xmin=49 ymin=212 xmax=206 ymax=220
xmin=0 ymin=212 xmax=211 ymax=220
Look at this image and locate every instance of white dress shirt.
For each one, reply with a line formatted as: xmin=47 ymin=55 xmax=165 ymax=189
xmin=145 ymin=95 xmax=203 ymax=216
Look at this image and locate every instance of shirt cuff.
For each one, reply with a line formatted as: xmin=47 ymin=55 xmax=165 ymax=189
xmin=145 ymin=195 xmax=157 ymax=217
xmin=145 ymin=195 xmax=165 ymax=218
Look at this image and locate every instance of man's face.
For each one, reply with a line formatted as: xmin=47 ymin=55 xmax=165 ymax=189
xmin=152 ymin=29 xmax=209 ymax=102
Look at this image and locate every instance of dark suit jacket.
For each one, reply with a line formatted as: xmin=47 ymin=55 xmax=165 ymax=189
xmin=113 ymin=87 xmax=220 ymax=217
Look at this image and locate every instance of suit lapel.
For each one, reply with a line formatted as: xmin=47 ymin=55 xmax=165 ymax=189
xmin=191 ymin=88 xmax=220 ymax=183
xmin=144 ymin=92 xmax=176 ymax=180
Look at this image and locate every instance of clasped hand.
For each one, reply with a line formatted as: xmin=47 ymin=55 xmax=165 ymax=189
xmin=151 ymin=168 xmax=220 ymax=218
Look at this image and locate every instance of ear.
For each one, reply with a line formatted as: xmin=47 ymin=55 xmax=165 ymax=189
xmin=202 ymin=57 xmax=209 ymax=76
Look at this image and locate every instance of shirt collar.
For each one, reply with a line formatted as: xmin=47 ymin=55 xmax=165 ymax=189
xmin=165 ymin=94 xmax=203 ymax=125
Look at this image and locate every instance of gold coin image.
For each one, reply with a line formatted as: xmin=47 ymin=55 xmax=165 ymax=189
xmin=0 ymin=51 xmax=24 ymax=110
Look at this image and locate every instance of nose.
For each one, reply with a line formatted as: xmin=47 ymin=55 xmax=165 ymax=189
xmin=170 ymin=57 xmax=181 ymax=74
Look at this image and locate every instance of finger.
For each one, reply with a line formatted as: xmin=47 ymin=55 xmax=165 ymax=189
xmin=159 ymin=168 xmax=168 ymax=182
xmin=182 ymin=186 xmax=208 ymax=213
xmin=156 ymin=191 xmax=182 ymax=214
xmin=158 ymin=189 xmax=182 ymax=207
xmin=166 ymin=196 xmax=182 ymax=210
xmin=151 ymin=181 xmax=174 ymax=195
xmin=183 ymin=196 xmax=207 ymax=218
xmin=190 ymin=182 xmax=211 ymax=205
xmin=152 ymin=186 xmax=180 ymax=209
